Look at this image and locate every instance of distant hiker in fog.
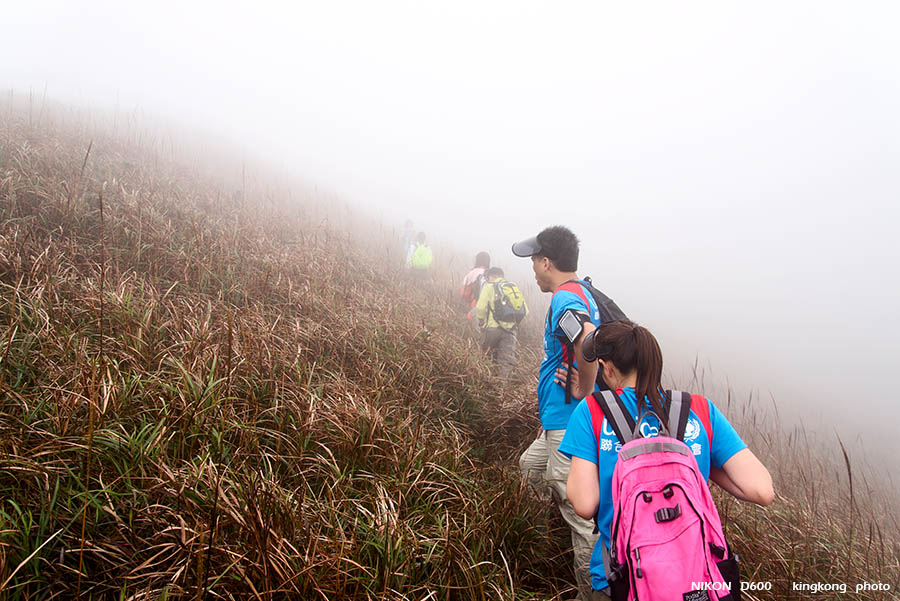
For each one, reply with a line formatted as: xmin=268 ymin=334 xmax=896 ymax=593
xmin=560 ymin=320 xmax=773 ymax=600
xmin=460 ymin=251 xmax=491 ymax=321
xmin=474 ymin=267 xmax=527 ymax=379
xmin=512 ymin=225 xmax=605 ymax=600
xmin=407 ymin=232 xmax=433 ymax=279
xmin=400 ymin=219 xmax=416 ymax=267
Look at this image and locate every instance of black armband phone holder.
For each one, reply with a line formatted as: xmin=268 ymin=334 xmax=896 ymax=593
xmin=558 ymin=309 xmax=590 ymax=343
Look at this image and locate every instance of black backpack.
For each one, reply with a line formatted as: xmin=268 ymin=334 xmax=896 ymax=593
xmin=547 ymin=276 xmax=627 ymax=404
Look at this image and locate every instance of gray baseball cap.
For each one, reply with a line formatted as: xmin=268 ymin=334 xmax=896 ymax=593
xmin=511 ymin=235 xmax=543 ymax=258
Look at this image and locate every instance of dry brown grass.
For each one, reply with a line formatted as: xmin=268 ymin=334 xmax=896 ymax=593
xmin=0 ymin=104 xmax=569 ymax=600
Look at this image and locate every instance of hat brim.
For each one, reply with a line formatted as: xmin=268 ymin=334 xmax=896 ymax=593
xmin=511 ymin=236 xmax=541 ymax=257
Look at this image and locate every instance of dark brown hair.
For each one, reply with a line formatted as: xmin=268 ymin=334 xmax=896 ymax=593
xmin=591 ymin=320 xmax=667 ymax=419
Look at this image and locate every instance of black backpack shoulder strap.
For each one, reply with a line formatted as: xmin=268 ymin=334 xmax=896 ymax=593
xmin=594 ymin=389 xmax=636 ymax=445
xmin=490 ymin=281 xmax=503 ymax=315
xmin=486 ymin=281 xmax=497 ymax=318
xmin=665 ymin=390 xmax=693 ymax=442
xmin=546 ymin=280 xmax=589 ymax=405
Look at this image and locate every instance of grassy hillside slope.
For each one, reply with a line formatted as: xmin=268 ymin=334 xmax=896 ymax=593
xmin=0 ymin=106 xmax=897 ymax=600
xmin=0 ymin=107 xmax=566 ymax=600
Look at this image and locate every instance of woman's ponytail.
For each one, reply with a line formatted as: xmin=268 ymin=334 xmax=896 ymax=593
xmin=631 ymin=325 xmax=665 ymax=419
xmin=590 ymin=320 xmax=666 ymax=418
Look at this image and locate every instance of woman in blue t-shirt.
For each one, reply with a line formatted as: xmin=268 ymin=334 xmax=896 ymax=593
xmin=558 ymin=320 xmax=774 ymax=599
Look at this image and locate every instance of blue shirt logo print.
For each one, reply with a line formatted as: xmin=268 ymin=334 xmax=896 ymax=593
xmin=640 ymin=422 xmax=659 ymax=437
xmin=683 ymin=418 xmax=702 ymax=441
xmin=603 ymin=419 xmax=658 ymax=439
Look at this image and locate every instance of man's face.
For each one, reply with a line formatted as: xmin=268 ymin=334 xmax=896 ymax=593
xmin=531 ymin=255 xmax=552 ymax=292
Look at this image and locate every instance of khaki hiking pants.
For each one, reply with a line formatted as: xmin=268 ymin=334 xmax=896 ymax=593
xmin=519 ymin=429 xmax=599 ymax=601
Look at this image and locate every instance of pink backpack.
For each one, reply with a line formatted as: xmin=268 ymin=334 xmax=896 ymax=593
xmin=588 ymin=389 xmax=742 ymax=601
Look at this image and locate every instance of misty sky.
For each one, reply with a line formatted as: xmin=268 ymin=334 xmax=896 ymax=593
xmin=3 ymin=2 xmax=900 ymax=468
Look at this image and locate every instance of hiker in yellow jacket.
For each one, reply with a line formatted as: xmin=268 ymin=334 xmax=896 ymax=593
xmin=475 ymin=267 xmax=527 ymax=379
xmin=407 ymin=232 xmax=433 ymax=280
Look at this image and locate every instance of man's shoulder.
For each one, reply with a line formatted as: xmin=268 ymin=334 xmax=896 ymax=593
xmin=550 ymin=282 xmax=591 ymax=311
xmin=551 ymin=280 xmax=589 ymax=297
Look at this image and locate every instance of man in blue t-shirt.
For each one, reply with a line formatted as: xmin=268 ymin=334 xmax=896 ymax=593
xmin=558 ymin=387 xmax=748 ymax=593
xmin=512 ymin=225 xmax=604 ymax=600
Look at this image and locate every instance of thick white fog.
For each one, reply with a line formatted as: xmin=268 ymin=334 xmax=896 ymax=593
xmin=3 ymin=2 xmax=899 ymax=474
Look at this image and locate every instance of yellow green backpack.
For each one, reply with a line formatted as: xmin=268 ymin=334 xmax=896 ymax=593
xmin=491 ymin=280 xmax=526 ymax=326
xmin=409 ymin=244 xmax=433 ymax=269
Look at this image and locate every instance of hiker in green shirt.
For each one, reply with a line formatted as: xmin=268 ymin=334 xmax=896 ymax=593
xmin=475 ymin=267 xmax=527 ymax=379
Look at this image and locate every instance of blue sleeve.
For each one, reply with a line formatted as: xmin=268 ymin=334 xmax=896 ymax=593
xmin=550 ymin=291 xmax=591 ymax=338
xmin=708 ymin=399 xmax=747 ymax=469
xmin=559 ymin=400 xmax=599 ymax=464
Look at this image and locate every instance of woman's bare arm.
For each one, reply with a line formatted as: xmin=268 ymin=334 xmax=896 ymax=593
xmin=709 ymin=448 xmax=775 ymax=506
xmin=567 ymin=456 xmax=601 ymax=519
